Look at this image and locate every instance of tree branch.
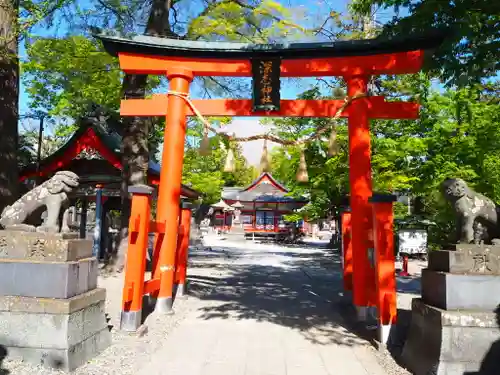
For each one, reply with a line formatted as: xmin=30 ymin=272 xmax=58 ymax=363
xmin=206 ymin=76 xmax=234 ymax=94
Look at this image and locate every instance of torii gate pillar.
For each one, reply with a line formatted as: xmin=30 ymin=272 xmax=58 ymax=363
xmin=346 ymin=75 xmax=375 ymax=316
xmin=152 ymin=68 xmax=193 ymax=313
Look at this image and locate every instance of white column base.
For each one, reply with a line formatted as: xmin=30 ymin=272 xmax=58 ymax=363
xmin=120 ymin=310 xmax=142 ymax=332
xmin=176 ymin=283 xmax=187 ymax=298
xmin=155 ymin=297 xmax=175 ymax=315
xmin=379 ymin=324 xmax=392 ymax=346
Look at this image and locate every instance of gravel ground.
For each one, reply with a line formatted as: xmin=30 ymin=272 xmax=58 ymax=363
xmin=2 ymin=248 xmax=233 ymax=375
xmin=375 ymin=351 xmax=411 ymax=375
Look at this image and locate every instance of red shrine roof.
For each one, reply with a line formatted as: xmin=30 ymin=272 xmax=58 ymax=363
xmin=222 ymin=172 xmax=307 ymax=204
xmin=19 ymin=120 xmax=200 ymax=199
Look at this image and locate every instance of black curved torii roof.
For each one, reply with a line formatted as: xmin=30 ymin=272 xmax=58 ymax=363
xmin=94 ymin=29 xmax=447 ymax=60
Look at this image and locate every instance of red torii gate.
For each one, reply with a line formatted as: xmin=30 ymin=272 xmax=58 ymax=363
xmin=97 ymin=31 xmax=444 ymax=337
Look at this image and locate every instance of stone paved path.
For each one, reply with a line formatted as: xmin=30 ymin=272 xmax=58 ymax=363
xmin=137 ymin=239 xmax=389 ymax=375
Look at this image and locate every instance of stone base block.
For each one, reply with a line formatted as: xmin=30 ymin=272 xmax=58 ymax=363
xmin=448 ymin=243 xmax=500 ymax=255
xmin=401 ymin=298 xmax=500 ymax=375
xmin=224 ymin=233 xmax=246 ymax=242
xmin=422 ymin=268 xmax=500 ymax=310
xmin=0 ymin=230 xmax=91 ymax=261
xmin=0 ymin=300 xmax=108 ymax=349
xmin=230 ymin=226 xmax=245 ymax=234
xmin=0 ymin=257 xmax=97 ymax=298
xmin=0 ymin=289 xmax=110 ymax=372
xmin=6 ymin=327 xmax=111 ymax=372
xmin=429 ymin=245 xmax=500 ymax=275
xmin=225 ymin=226 xmax=246 ymax=242
xmin=0 ymin=288 xmax=106 ymax=314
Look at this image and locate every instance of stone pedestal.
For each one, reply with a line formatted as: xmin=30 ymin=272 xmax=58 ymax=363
xmin=0 ymin=230 xmax=110 ymax=371
xmin=225 ymin=226 xmax=246 ymax=242
xmin=401 ymin=298 xmax=498 ymax=375
xmin=401 ymin=244 xmax=500 ymax=375
xmin=421 ymin=269 xmax=500 ymax=311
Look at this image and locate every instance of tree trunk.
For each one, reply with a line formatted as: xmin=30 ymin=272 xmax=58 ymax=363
xmin=111 ymin=74 xmax=149 ymax=272
xmin=0 ymin=0 xmax=19 ymax=213
xmin=109 ymin=0 xmax=174 ymax=272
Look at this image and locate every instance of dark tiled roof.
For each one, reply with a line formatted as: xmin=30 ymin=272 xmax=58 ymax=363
xmin=242 ymin=172 xmax=289 ymax=193
xmin=222 ymin=173 xmax=307 ymax=203
xmin=95 ymin=30 xmax=447 ymax=60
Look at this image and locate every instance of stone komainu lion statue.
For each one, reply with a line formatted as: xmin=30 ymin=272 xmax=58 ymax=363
xmin=442 ymin=178 xmax=500 ymax=244
xmin=0 ymin=171 xmax=79 ymax=233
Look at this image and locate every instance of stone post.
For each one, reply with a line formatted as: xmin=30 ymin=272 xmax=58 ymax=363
xmin=79 ymin=198 xmax=88 ymax=239
xmin=92 ymin=184 xmax=103 ymax=257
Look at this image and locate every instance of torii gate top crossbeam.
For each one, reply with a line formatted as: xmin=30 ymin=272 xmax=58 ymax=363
xmin=95 ymin=31 xmax=446 ymax=77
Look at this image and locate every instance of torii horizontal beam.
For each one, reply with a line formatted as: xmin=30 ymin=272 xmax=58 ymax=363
xmin=118 ymin=50 xmax=424 ymax=77
xmin=120 ymin=96 xmax=419 ymax=119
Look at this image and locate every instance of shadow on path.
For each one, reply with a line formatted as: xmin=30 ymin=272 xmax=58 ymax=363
xmin=188 ymin=248 xmax=369 ymax=347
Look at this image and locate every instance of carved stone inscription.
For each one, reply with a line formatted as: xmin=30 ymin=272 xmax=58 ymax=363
xmin=430 ymin=245 xmax=500 ymax=275
xmin=0 ymin=230 xmax=91 ymax=261
xmin=471 ymin=252 xmax=493 ymax=273
xmin=459 ymin=245 xmax=500 ymax=274
xmin=0 ymin=236 xmax=7 ymax=256
xmin=29 ymin=238 xmax=46 ymax=258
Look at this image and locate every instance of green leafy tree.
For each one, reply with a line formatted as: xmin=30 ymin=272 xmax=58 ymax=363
xmin=182 ymin=134 xmax=254 ymax=204
xmin=408 ymin=86 xmax=500 ymax=247
xmin=268 ymin=3 xmax=499 ymax=250
xmin=365 ymin=73 xmax=499 ymax=248
xmin=23 ymin=36 xmax=125 ymax=120
xmin=269 ymin=73 xmax=500 ymax=249
xmin=268 ymin=87 xmax=351 ymax=221
xmin=18 ymin=133 xmax=35 ymax=168
xmin=0 ymin=0 xmax=78 ymax=211
xmin=349 ymin=0 xmax=500 ymax=85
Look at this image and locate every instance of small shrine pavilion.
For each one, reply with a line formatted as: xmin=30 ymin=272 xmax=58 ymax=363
xmin=215 ymin=172 xmax=307 ymax=233
xmin=19 ymin=110 xmax=200 ymax=257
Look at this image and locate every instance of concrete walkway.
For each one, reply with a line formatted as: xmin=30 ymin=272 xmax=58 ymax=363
xmin=138 ymin=239 xmax=389 ymax=375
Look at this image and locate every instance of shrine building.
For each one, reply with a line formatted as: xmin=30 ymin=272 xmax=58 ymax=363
xmin=214 ymin=172 xmax=307 ymax=233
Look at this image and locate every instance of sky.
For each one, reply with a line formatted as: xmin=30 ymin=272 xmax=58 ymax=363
xmin=18 ymin=0 xmax=401 ymax=166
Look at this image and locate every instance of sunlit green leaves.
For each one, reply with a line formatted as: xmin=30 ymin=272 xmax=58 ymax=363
xmin=268 ymin=75 xmax=500 ymax=249
xmin=22 ymin=36 xmax=124 ymax=118
xmin=349 ymin=0 xmax=500 ymax=85
xmin=186 ymin=0 xmax=306 ymax=42
xmin=182 ymin=135 xmax=256 ymax=204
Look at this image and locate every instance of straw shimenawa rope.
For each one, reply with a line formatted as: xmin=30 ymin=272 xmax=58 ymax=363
xmin=259 ymin=138 xmax=271 ymax=172
xmin=167 ymin=91 xmax=367 ymax=180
